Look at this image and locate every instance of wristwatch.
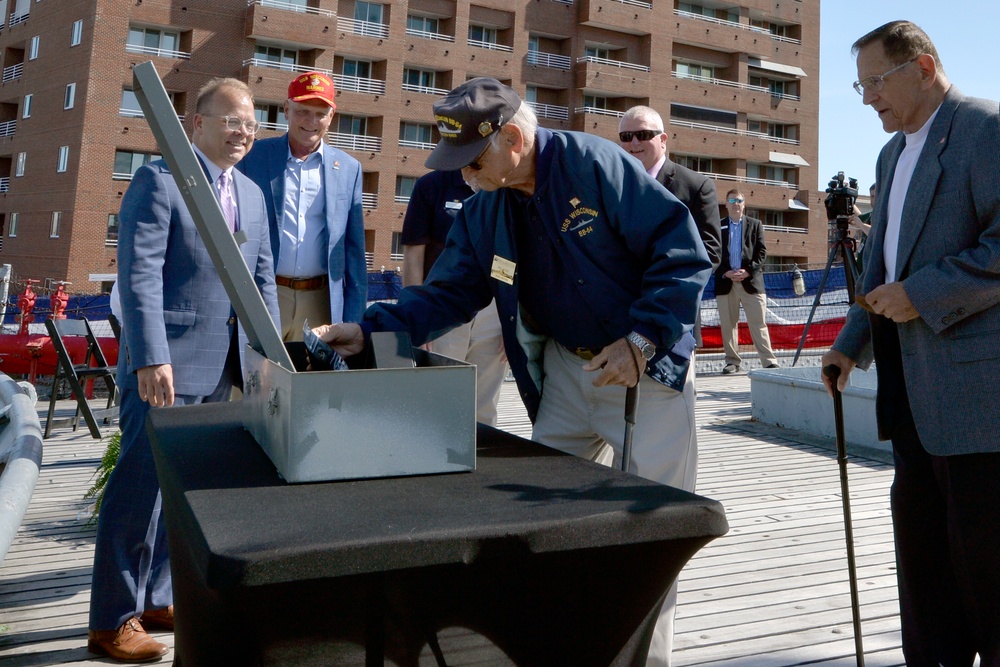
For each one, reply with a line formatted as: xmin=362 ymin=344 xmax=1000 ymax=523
xmin=626 ymin=331 xmax=656 ymax=361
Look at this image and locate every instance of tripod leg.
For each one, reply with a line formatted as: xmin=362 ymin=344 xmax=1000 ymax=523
xmin=792 ymin=243 xmax=838 ymax=366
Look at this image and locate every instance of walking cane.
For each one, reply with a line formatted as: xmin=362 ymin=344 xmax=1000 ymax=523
xmin=822 ymin=365 xmax=865 ymax=667
xmin=622 ymin=383 xmax=639 ymax=473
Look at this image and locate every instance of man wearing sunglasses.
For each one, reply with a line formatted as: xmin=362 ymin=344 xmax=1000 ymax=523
xmin=822 ymin=21 xmax=1000 ymax=664
xmin=715 ymin=189 xmax=779 ymax=374
xmin=617 ymin=106 xmax=721 ymax=274
xmin=316 ymin=77 xmax=711 ymax=665
xmin=90 ymin=78 xmax=279 ymax=662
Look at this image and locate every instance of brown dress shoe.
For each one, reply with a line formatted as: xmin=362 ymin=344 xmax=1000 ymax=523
xmin=141 ymin=605 xmax=174 ymax=631
xmin=87 ymin=617 xmax=168 ymax=663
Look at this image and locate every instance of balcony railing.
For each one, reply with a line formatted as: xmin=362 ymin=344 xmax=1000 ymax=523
xmin=526 ymin=101 xmax=569 ymax=121
xmin=611 ymin=0 xmax=651 ymax=9
xmin=125 ymin=44 xmax=192 ymax=59
xmin=672 ymin=71 xmax=801 ymax=100
xmin=703 ymin=171 xmax=797 ymax=190
xmin=401 ymin=82 xmax=449 ymax=96
xmin=405 ymin=27 xmax=454 ymax=42
xmin=9 ymin=12 xmax=28 ymax=27
xmin=669 ymin=118 xmax=799 ymax=145
xmin=112 ymin=172 xmax=136 ymax=181
xmin=327 ymin=132 xmax=382 ymax=152
xmin=259 ymin=121 xmax=289 ymax=132
xmin=338 ymin=17 xmax=390 ymax=38
xmin=0 ymin=177 xmax=9 ymax=193
xmin=574 ymin=106 xmax=624 ymax=118
xmin=365 ymin=251 xmax=374 ymax=269
xmin=390 ymin=253 xmax=404 ymax=263
xmin=673 ymin=9 xmax=802 ymax=45
xmin=243 ymin=58 xmax=332 ymax=76
xmin=394 ymin=195 xmax=411 ymax=204
xmin=2 ymin=63 xmax=23 ymax=83
xmin=577 ymin=55 xmax=649 ymax=72
xmin=334 ymin=74 xmax=386 ymax=95
xmin=119 ymin=108 xmax=186 ymax=123
xmin=763 ymin=224 xmax=807 ymax=234
xmin=550 ymin=0 xmax=573 ymax=4
xmin=362 ymin=192 xmax=377 ymax=208
xmin=468 ymin=39 xmax=513 ymax=53
xmin=527 ymin=50 xmax=571 ymax=70
xmin=398 ymin=139 xmax=436 ymax=151
xmin=0 ymin=120 xmax=15 ymax=138
xmin=248 ymin=0 xmax=335 ymax=17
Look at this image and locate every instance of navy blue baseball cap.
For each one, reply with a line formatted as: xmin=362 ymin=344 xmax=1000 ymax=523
xmin=426 ymin=77 xmax=522 ymax=170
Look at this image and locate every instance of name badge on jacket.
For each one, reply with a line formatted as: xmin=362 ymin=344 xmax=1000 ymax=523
xmin=491 ymin=255 xmax=516 ymax=285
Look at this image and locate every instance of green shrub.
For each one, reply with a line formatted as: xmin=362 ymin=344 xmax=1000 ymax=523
xmin=84 ymin=430 xmax=120 ymax=526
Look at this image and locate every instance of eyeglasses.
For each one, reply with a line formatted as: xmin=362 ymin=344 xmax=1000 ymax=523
xmin=618 ymin=129 xmax=662 ymax=143
xmin=466 ymin=142 xmax=492 ymax=171
xmin=727 ymin=197 xmax=744 ymax=204
xmin=852 ymin=58 xmax=917 ymax=95
xmin=205 ymin=115 xmax=260 ymax=134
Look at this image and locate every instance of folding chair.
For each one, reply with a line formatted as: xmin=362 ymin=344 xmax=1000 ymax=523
xmin=108 ymin=313 xmax=122 ymax=342
xmin=44 ymin=318 xmax=119 ymax=439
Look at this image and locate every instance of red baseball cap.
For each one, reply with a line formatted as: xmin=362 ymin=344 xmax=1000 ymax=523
xmin=288 ymin=72 xmax=337 ymax=111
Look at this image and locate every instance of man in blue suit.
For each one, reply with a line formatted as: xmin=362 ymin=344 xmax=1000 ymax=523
xmin=238 ymin=71 xmax=367 ymax=338
xmin=823 ymin=21 xmax=1000 ymax=665
xmin=88 ymin=78 xmax=279 ymax=662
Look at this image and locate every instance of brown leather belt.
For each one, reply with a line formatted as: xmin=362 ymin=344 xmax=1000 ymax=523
xmin=563 ymin=345 xmax=602 ymax=361
xmin=275 ymin=274 xmax=328 ymax=291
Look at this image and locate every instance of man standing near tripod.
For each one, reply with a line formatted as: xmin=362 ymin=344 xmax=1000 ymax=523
xmin=823 ymin=20 xmax=1000 ymax=665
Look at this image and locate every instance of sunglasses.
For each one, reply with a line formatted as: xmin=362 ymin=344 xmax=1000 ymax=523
xmin=727 ymin=198 xmax=744 ymax=204
xmin=618 ymin=129 xmax=661 ymax=143
xmin=466 ymin=142 xmax=491 ymax=171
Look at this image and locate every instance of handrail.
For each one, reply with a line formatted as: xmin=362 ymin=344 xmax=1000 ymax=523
xmin=125 ymin=44 xmax=192 ymax=60
xmin=669 ymin=118 xmax=799 ymax=145
xmin=673 ymin=9 xmax=801 ymax=45
xmin=577 ymin=55 xmax=649 ymax=72
xmin=671 ymin=71 xmax=800 ymax=100
xmin=0 ymin=374 xmax=42 ymax=564
xmin=243 ymin=58 xmax=333 ymax=76
xmin=248 ymin=0 xmax=336 ymax=17
xmin=405 ymin=27 xmax=454 ymax=43
xmin=468 ymin=38 xmax=513 ymax=53
xmin=527 ymin=50 xmax=571 ymax=70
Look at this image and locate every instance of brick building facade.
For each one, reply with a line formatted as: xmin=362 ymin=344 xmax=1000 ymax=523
xmin=0 ymin=0 xmax=823 ymax=294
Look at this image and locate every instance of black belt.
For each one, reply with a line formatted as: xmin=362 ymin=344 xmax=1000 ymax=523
xmin=275 ymin=274 xmax=328 ymax=291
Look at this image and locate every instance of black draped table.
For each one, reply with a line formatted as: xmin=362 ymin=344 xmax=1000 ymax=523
xmin=148 ymin=402 xmax=728 ymax=666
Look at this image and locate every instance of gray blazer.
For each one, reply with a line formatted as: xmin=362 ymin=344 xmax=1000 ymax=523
xmin=116 ymin=159 xmax=279 ymax=397
xmin=834 ymin=86 xmax=1000 ymax=454
xmin=238 ymin=135 xmax=368 ymax=323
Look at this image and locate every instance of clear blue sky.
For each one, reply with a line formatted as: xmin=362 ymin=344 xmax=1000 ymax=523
xmin=818 ymin=1 xmax=1000 ymax=192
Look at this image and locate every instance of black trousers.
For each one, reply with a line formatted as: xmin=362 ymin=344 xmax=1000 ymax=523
xmin=878 ymin=322 xmax=1000 ymax=666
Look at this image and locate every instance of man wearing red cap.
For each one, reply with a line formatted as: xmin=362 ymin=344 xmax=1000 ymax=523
xmin=238 ymin=72 xmax=366 ymax=338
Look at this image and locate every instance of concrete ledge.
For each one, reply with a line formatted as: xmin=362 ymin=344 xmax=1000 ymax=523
xmin=748 ymin=365 xmax=888 ymax=455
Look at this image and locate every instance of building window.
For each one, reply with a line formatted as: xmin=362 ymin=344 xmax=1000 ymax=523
xmin=406 ymin=14 xmax=438 ymax=34
xmin=113 ymin=150 xmax=160 ymax=179
xmin=71 ymin=19 xmax=83 ymax=46
xmin=398 ymin=122 xmax=434 ymax=146
xmin=50 ymin=211 xmax=61 ymax=238
xmin=354 ymin=1 xmax=384 ymax=24
xmin=338 ymin=114 xmax=368 ymax=135
xmin=582 ymin=94 xmax=609 ymax=110
xmin=254 ymin=103 xmax=286 ymax=130
xmin=106 ymin=214 xmax=119 ymax=247
xmin=676 ymin=62 xmax=714 ymax=80
xmin=22 ymin=94 xmax=31 ymax=119
xmin=57 ymin=146 xmax=69 ymax=173
xmin=469 ymin=24 xmax=497 ymax=45
xmin=584 ymin=45 xmax=609 ymax=60
xmin=127 ymin=26 xmax=180 ymax=57
xmin=402 ymin=68 xmax=436 ymax=90
xmin=254 ymin=44 xmax=298 ymax=69
xmin=28 ymin=35 xmax=39 ymax=60
xmin=64 ymin=82 xmax=76 ymax=109
xmin=675 ymin=155 xmax=713 ymax=173
xmin=8 ymin=213 xmax=17 ymax=238
xmin=342 ymin=58 xmax=371 ymax=78
xmin=390 ymin=231 xmax=404 ymax=260
xmin=15 ymin=152 xmax=25 ymax=177
xmin=395 ymin=175 xmax=416 ymax=203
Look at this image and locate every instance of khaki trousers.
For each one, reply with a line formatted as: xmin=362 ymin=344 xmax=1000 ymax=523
xmin=716 ymin=282 xmax=778 ymax=367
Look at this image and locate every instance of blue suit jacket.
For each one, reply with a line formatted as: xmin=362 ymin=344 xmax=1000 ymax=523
xmin=238 ymin=135 xmax=367 ymax=323
xmin=834 ymin=87 xmax=1000 ymax=454
xmin=116 ymin=159 xmax=279 ymax=397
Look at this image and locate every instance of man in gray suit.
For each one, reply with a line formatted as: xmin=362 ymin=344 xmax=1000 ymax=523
xmin=88 ymin=78 xmax=279 ymax=662
xmin=823 ymin=21 xmax=1000 ymax=665
xmin=238 ymin=71 xmax=367 ymax=339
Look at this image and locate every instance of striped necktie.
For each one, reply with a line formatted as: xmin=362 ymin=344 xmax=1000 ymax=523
xmin=218 ymin=170 xmax=237 ymax=232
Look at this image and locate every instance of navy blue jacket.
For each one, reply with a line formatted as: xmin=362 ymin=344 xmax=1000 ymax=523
xmin=365 ymin=129 xmax=710 ymax=421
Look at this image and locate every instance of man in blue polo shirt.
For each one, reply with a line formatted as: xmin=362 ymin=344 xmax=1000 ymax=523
xmin=316 ymin=78 xmax=711 ymax=665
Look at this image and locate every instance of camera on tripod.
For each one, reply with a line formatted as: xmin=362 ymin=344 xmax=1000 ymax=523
xmin=824 ymin=171 xmax=859 ymax=232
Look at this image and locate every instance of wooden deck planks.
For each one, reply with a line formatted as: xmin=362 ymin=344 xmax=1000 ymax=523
xmin=0 ymin=372 xmax=919 ymax=666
